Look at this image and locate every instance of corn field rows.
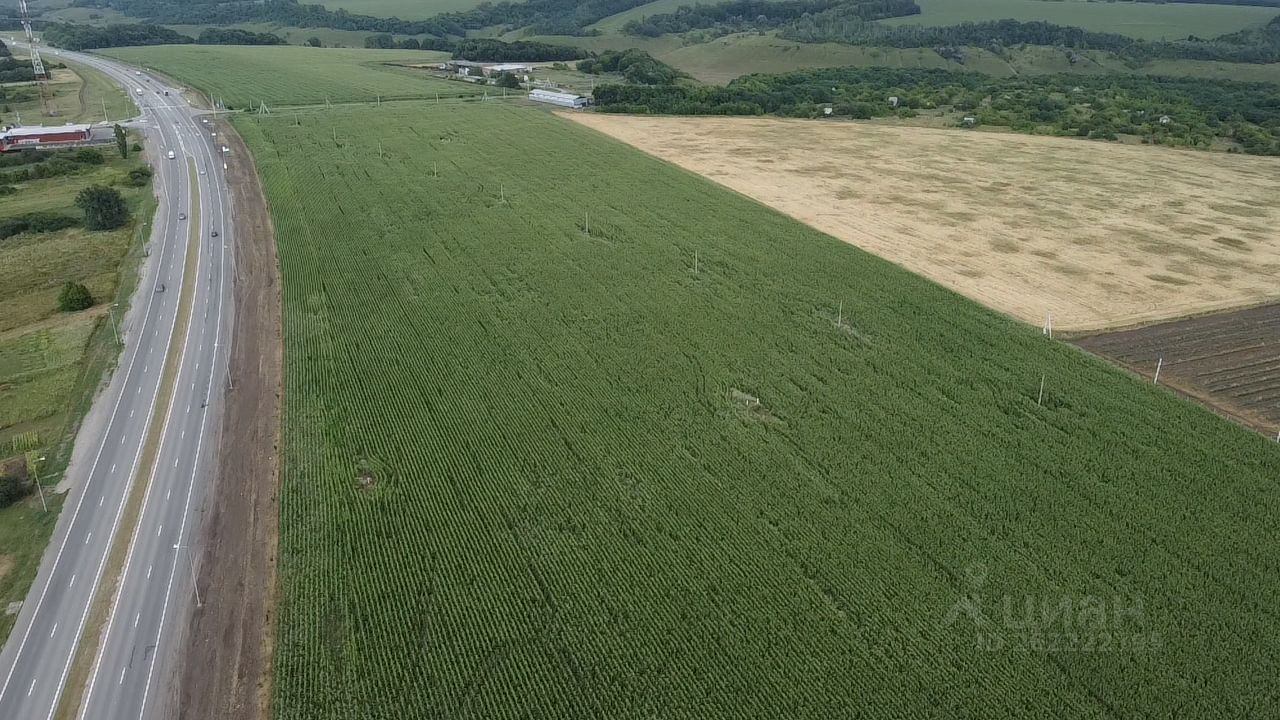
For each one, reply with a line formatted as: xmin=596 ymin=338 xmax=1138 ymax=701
xmin=237 ymin=103 xmax=1280 ymax=719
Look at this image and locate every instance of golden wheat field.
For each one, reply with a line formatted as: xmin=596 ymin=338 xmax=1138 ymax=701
xmin=567 ymin=114 xmax=1280 ymax=331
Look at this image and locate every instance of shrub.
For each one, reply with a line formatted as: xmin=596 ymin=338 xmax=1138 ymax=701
xmin=125 ymin=166 xmax=154 ymax=187
xmin=57 ymin=281 xmax=94 ymax=312
xmin=74 ymin=148 xmax=105 ymax=165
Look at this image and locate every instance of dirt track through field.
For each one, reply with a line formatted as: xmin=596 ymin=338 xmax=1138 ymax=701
xmin=170 ymin=117 xmax=281 ymax=720
xmin=565 ymin=114 xmax=1280 ymax=332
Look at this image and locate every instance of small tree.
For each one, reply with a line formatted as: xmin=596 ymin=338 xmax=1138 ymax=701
xmin=113 ymin=123 xmax=128 ymax=159
xmin=58 ymin=281 xmax=94 ymax=312
xmin=75 ymin=185 xmax=129 ymax=230
xmin=306 ymin=36 xmax=322 ymax=47
xmin=495 ymin=72 xmax=522 ymax=89
xmin=0 ymin=459 xmax=31 ymax=508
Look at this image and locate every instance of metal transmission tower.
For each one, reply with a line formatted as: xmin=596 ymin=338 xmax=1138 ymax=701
xmin=17 ymin=0 xmax=51 ymax=115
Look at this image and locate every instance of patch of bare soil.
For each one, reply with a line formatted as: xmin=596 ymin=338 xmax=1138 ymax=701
xmin=171 ymin=116 xmax=282 ymax=720
xmin=563 ymin=114 xmax=1280 ymax=333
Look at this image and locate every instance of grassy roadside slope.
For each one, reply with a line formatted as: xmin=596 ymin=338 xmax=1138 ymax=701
xmin=0 ymin=143 xmax=154 ymax=643
xmin=237 ymin=101 xmax=1280 ymax=719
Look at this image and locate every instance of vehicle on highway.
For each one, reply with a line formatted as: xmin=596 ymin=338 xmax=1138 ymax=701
xmin=211 ymin=229 xmax=219 ymax=237
xmin=179 ymin=212 xmax=186 ymax=220
xmin=167 ymin=150 xmax=176 ymax=160
xmin=134 ymin=87 xmax=143 ymax=95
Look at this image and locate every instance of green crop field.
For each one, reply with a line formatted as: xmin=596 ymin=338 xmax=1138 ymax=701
xmin=232 ymin=100 xmax=1280 ymax=718
xmin=882 ymin=0 xmax=1279 ymax=40
xmin=98 ymin=46 xmax=480 ymax=108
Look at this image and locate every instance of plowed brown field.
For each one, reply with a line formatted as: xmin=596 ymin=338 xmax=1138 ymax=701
xmin=1076 ymin=303 xmax=1280 ymax=435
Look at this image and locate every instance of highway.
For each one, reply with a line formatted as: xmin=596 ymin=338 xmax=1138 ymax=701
xmin=0 ymin=47 xmax=234 ymax=720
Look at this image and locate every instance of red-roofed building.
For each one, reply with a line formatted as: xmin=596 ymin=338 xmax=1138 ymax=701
xmin=0 ymin=124 xmax=93 ymax=152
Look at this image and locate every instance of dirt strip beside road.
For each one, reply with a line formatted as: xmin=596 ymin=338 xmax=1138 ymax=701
xmin=172 ymin=117 xmax=282 ymax=720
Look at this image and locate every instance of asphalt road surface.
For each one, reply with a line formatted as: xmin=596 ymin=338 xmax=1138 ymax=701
xmin=0 ymin=47 xmax=234 ymax=720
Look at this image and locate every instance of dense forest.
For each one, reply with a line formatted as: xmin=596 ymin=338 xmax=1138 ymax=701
xmin=592 ymin=66 xmax=1280 ymax=155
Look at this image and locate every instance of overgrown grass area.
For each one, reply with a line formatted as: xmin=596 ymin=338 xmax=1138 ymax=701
xmin=0 ymin=55 xmax=137 ymax=127
xmin=99 ymin=45 xmax=483 ymax=107
xmin=881 ymin=0 xmax=1279 ymax=40
xmin=240 ymin=101 xmax=1280 ymax=719
xmin=0 ymin=140 xmax=153 ymax=645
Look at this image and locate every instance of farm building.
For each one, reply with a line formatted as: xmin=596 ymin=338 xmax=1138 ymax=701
xmin=441 ymin=60 xmax=533 ymax=78
xmin=0 ymin=123 xmax=92 ymax=152
xmin=528 ymin=89 xmax=588 ymax=109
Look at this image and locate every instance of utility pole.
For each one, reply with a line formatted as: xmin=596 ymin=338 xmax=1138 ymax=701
xmin=108 ymin=303 xmax=120 ymax=346
xmin=694 ymin=250 xmax=699 ymax=275
xmin=173 ymin=543 xmax=202 ymax=608
xmin=584 ymin=211 xmax=590 ymax=235
xmin=837 ymin=300 xmax=843 ymax=328
xmin=26 ymin=453 xmax=47 ymax=512
xmin=101 ymin=98 xmax=108 ymax=123
xmin=1153 ymin=357 xmax=1163 ymax=384
xmin=1037 ymin=374 xmax=1046 ymax=407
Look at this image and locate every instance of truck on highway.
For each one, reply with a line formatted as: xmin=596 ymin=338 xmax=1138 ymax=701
xmin=167 ymin=150 xmax=175 ymax=160
xmin=135 ymin=88 xmax=143 ymax=95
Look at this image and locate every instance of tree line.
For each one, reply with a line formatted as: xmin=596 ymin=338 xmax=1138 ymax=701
xmin=577 ymin=49 xmax=690 ymax=84
xmin=67 ymin=0 xmax=664 ymax=38
xmin=591 ymin=65 xmax=1280 ymax=155
xmin=42 ymin=22 xmax=286 ymax=49
xmin=196 ymin=28 xmax=286 ymax=45
xmin=1135 ymin=0 xmax=1280 ymax=6
xmin=622 ymin=0 xmax=918 ymax=37
xmin=43 ymin=22 xmax=191 ymax=50
xmin=0 ymin=40 xmax=35 ymax=83
xmin=776 ymin=15 xmax=1280 ymax=64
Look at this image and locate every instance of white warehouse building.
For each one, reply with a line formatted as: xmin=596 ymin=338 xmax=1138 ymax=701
xmin=528 ymin=89 xmax=589 ymax=109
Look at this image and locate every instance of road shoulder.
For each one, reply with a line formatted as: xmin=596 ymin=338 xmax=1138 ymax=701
xmin=171 ymin=115 xmax=282 ymax=720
